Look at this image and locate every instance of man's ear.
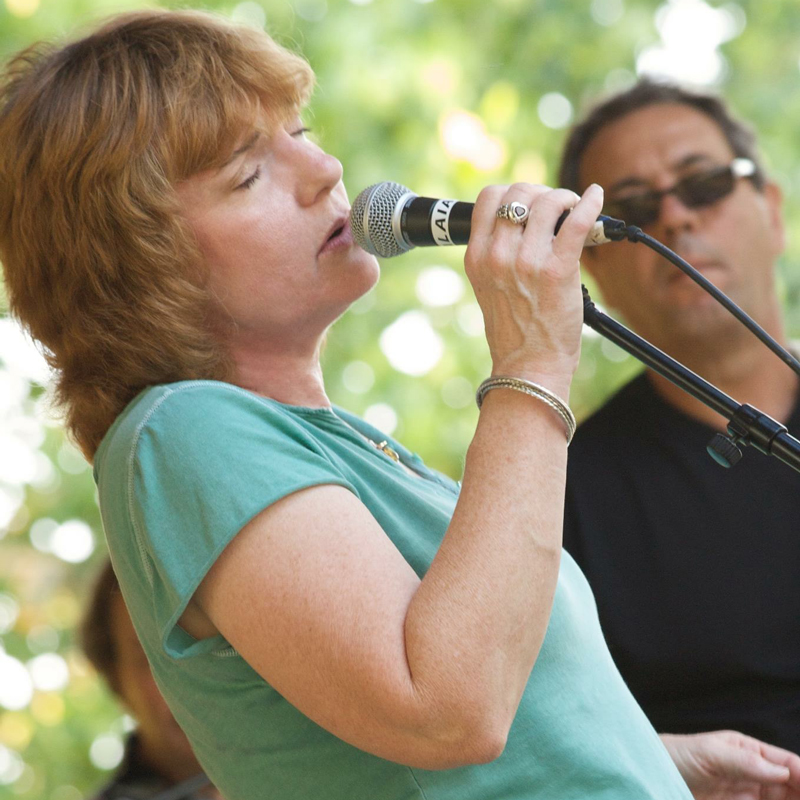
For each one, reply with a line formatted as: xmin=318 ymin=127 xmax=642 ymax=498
xmin=763 ymin=180 xmax=786 ymax=258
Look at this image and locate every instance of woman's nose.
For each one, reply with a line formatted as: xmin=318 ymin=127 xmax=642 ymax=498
xmin=297 ymin=145 xmax=343 ymax=207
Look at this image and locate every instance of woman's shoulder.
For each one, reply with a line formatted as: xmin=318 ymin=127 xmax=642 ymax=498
xmin=124 ymin=379 xmax=273 ymax=421
xmin=113 ymin=379 xmax=310 ymax=434
xmin=94 ymin=380 xmax=320 ymax=480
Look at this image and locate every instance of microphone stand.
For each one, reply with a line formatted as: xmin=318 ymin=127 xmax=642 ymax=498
xmin=581 ymin=285 xmax=800 ymax=475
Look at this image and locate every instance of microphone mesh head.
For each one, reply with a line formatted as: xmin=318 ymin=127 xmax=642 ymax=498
xmin=350 ymin=181 xmax=414 ymax=258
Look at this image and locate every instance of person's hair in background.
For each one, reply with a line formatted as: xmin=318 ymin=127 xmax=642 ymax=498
xmin=81 ymin=559 xmax=221 ymax=800
xmin=0 ymin=9 xmax=313 ymax=461
xmin=558 ymin=77 xmax=766 ymax=195
xmin=81 ymin=559 xmax=124 ymax=697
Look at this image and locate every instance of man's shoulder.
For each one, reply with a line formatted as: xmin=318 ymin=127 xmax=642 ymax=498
xmin=573 ymin=373 xmax=655 ymax=444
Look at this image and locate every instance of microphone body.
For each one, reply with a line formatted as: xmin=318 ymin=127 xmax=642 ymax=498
xmin=351 ymin=181 xmax=623 ymax=259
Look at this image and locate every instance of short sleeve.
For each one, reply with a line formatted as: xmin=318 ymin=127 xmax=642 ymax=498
xmin=127 ymin=383 xmax=355 ymax=657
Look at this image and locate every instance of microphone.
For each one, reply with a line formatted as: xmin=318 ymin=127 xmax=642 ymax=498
xmin=350 ymin=181 xmax=626 ymax=258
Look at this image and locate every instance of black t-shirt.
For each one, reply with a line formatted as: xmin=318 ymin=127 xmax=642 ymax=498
xmin=563 ymin=373 xmax=800 ymax=753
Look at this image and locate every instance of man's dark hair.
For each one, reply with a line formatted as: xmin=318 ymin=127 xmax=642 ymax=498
xmin=80 ymin=559 xmax=124 ymax=696
xmin=558 ymin=77 xmax=766 ymax=193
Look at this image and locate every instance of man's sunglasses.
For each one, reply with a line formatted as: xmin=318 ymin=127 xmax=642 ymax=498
xmin=602 ymin=157 xmax=757 ymax=229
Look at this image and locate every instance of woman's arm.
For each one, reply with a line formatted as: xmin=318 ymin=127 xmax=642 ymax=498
xmin=188 ymin=183 xmax=604 ymax=768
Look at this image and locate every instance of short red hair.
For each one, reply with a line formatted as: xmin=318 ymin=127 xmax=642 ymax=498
xmin=0 ymin=9 xmax=314 ymax=459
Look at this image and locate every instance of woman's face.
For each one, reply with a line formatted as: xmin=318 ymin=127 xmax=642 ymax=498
xmin=176 ymin=116 xmax=379 ymax=347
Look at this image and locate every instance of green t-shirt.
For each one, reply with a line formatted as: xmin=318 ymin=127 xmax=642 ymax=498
xmin=94 ymin=380 xmax=692 ymax=800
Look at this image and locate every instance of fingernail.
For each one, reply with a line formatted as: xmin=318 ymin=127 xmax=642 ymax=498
xmin=769 ymin=764 xmax=790 ymax=778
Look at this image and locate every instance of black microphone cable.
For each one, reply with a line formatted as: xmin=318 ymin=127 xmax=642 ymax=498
xmin=597 ymin=220 xmax=800 ymax=379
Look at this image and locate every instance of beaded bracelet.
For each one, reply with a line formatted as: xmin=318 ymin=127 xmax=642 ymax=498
xmin=476 ymin=376 xmax=576 ymax=444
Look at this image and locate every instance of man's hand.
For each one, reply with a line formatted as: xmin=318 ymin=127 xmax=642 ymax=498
xmin=661 ymin=730 xmax=800 ymax=800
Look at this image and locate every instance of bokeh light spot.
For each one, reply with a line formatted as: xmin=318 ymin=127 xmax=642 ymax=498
xmin=416 ymin=266 xmax=464 ymax=307
xmin=0 ymin=318 xmax=49 ymax=383
xmin=379 ymin=312 xmax=444 ymax=376
xmin=89 ymin=734 xmax=125 ymax=771
xmin=57 ymin=442 xmax=89 ymax=475
xmin=30 ymin=452 xmax=58 ymax=492
xmin=0 ymin=486 xmax=24 ymax=533
xmin=51 ymin=786 xmax=83 ymax=800
xmin=441 ymin=376 xmax=475 ymax=409
xmin=591 ymin=0 xmax=624 ymax=26
xmin=0 ymin=432 xmax=39 ymax=486
xmin=0 ymin=594 xmax=19 ymax=635
xmin=30 ymin=692 xmax=66 ymax=726
xmin=456 ymin=303 xmax=485 ymax=337
xmin=601 ymin=337 xmax=631 ymax=363
xmin=50 ymin=520 xmax=95 ymax=564
xmin=0 ymin=744 xmax=24 ymax=785
xmin=480 ymin=82 xmax=520 ymax=130
xmin=11 ymin=764 xmax=36 ymax=794
xmin=637 ymin=0 xmax=744 ymax=85
xmin=231 ymin=2 xmax=267 ymax=29
xmin=0 ymin=652 xmax=34 ymax=711
xmin=421 ymin=58 xmax=459 ymax=97
xmin=26 ymin=625 xmax=60 ymax=654
xmin=364 ymin=403 xmax=398 ymax=434
xmin=439 ymin=110 xmax=507 ymax=172
xmin=295 ymin=0 xmax=328 ymax=22
xmin=28 ymin=653 xmax=69 ymax=692
xmin=0 ymin=712 xmax=34 ymax=750
xmin=29 ymin=517 xmax=59 ymax=554
xmin=44 ymin=591 xmax=81 ymax=629
xmin=512 ymin=152 xmax=548 ymax=185
xmin=4 ymin=0 xmax=38 ymax=18
xmin=537 ymin=92 xmax=573 ymax=130
xmin=342 ymin=361 xmax=375 ymax=394
xmin=604 ymin=68 xmax=636 ymax=94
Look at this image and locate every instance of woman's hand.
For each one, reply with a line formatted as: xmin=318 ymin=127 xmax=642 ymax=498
xmin=661 ymin=730 xmax=800 ymax=800
xmin=464 ymin=182 xmax=604 ymax=393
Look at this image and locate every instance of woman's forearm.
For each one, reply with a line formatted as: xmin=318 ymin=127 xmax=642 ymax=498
xmin=403 ymin=383 xmax=570 ymax=751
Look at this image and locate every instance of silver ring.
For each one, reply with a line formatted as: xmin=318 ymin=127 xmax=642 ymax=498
xmin=496 ymin=201 xmax=530 ymax=225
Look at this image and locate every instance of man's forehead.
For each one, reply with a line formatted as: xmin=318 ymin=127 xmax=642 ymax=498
xmin=580 ymin=102 xmax=735 ymax=190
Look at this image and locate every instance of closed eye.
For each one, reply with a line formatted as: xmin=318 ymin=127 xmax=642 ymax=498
xmin=236 ymin=166 xmax=261 ymax=190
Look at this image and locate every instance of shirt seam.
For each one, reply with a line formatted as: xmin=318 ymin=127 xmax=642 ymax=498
xmin=404 ymin=766 xmax=431 ymax=799
xmin=124 ymin=383 xmax=258 ymax=586
xmin=126 ymin=388 xmax=183 ymax=585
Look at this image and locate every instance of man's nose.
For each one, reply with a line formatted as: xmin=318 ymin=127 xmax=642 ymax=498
xmin=656 ymin=191 xmax=700 ymax=236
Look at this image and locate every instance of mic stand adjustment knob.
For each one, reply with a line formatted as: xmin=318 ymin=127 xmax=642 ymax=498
xmin=706 ymin=433 xmax=744 ymax=468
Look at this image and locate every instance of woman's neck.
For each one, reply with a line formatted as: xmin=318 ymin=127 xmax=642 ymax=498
xmin=228 ymin=329 xmax=331 ymax=408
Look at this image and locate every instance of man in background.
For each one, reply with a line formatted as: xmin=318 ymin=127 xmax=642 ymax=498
xmin=559 ymin=78 xmax=800 ymax=753
xmin=81 ymin=559 xmax=222 ymax=800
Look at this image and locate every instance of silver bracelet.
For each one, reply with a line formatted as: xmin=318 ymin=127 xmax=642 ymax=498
xmin=476 ymin=376 xmax=576 ymax=444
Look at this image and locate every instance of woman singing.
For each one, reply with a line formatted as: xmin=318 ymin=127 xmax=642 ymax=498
xmin=1 ymin=9 xmax=798 ymax=800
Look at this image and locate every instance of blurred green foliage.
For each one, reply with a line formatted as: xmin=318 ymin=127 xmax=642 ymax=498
xmin=1 ymin=0 xmax=799 ymax=796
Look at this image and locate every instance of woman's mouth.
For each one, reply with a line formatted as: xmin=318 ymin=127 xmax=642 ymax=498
xmin=319 ymin=218 xmax=354 ymax=255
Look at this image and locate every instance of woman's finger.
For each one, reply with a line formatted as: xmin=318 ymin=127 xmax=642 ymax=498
xmin=551 ymin=183 xmax=604 ymax=259
xmin=469 ymin=184 xmax=510 ymax=243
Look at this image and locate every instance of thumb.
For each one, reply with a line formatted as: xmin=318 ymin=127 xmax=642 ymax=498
xmin=728 ymin=752 xmax=791 ymax=783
